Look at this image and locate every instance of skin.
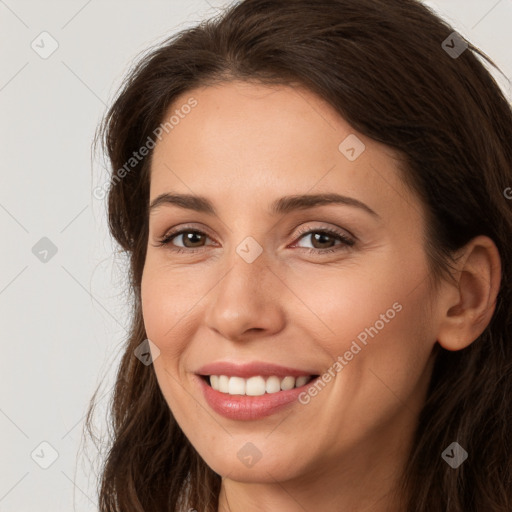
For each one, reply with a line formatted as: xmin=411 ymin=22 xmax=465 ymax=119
xmin=141 ymin=80 xmax=501 ymax=512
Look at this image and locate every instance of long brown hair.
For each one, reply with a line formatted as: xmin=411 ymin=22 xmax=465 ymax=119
xmin=85 ymin=0 xmax=512 ymax=510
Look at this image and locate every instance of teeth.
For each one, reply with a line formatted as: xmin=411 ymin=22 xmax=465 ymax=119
xmin=218 ymin=375 xmax=229 ymax=393
xmin=280 ymin=376 xmax=295 ymax=390
xmin=228 ymin=376 xmax=246 ymax=395
xmin=246 ymin=376 xmax=266 ymax=396
xmin=265 ymin=376 xmax=281 ymax=394
xmin=208 ymin=375 xmax=313 ymax=395
xmin=295 ymin=376 xmax=309 ymax=387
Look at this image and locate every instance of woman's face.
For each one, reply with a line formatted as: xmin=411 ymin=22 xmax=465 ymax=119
xmin=141 ymin=81 xmax=440 ymax=484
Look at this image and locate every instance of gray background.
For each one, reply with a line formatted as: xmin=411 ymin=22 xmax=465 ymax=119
xmin=1 ymin=1 xmax=511 ymax=510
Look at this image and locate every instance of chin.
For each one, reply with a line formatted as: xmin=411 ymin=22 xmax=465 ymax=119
xmin=200 ymin=444 xmax=308 ymax=483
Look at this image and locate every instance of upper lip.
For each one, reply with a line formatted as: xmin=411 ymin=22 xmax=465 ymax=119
xmin=196 ymin=361 xmax=320 ymax=378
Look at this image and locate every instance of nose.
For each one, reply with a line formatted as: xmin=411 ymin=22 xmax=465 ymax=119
xmin=204 ymin=246 xmax=286 ymax=342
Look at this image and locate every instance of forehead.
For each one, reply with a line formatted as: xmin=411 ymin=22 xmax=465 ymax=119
xmin=149 ymin=81 xmax=421 ymax=227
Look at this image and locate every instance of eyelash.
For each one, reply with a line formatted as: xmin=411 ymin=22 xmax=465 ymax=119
xmin=155 ymin=224 xmax=355 ymax=256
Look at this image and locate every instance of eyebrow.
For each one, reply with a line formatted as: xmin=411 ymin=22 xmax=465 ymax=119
xmin=149 ymin=192 xmax=380 ymax=218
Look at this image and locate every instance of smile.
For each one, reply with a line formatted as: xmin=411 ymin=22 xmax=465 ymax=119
xmin=203 ymin=374 xmax=317 ymax=396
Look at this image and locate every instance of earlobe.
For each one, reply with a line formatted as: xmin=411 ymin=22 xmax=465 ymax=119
xmin=436 ymin=235 xmax=501 ymax=352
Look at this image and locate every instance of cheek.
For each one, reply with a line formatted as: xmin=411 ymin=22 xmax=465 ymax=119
xmin=293 ymin=253 xmax=435 ymax=408
xmin=140 ymin=260 xmax=212 ymax=420
xmin=290 ymin=256 xmax=420 ymax=353
xmin=140 ymin=266 xmax=197 ymax=421
xmin=140 ymin=260 xmax=202 ymax=354
xmin=334 ymin=282 xmax=434 ymax=422
xmin=316 ymin=243 xmax=429 ymax=350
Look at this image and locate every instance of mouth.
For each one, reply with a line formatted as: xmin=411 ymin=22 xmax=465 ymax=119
xmin=199 ymin=374 xmax=320 ymax=396
xmin=196 ymin=371 xmax=322 ymax=421
xmin=194 ymin=361 xmax=323 ymax=420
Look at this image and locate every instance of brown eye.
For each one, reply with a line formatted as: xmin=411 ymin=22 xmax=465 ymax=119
xmin=293 ymin=227 xmax=355 ymax=253
xmin=308 ymin=232 xmax=338 ymax=249
xmin=179 ymin=231 xmax=207 ymax=248
xmin=157 ymin=229 xmax=211 ymax=249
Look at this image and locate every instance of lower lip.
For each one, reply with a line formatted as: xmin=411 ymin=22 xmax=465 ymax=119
xmin=195 ymin=375 xmax=318 ymax=421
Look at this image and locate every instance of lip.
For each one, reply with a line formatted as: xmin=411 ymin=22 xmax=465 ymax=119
xmin=195 ymin=360 xmax=319 ymax=379
xmin=195 ymin=373 xmax=320 ymax=421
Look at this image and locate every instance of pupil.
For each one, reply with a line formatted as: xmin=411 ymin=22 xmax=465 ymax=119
xmin=313 ymin=233 xmax=333 ymax=248
xmin=185 ymin=232 xmax=203 ymax=247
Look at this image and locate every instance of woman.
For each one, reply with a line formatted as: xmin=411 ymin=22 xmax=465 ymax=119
xmin=86 ymin=0 xmax=512 ymax=510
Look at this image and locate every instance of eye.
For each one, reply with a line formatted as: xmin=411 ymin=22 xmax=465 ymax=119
xmin=154 ymin=227 xmax=213 ymax=253
xmin=291 ymin=225 xmax=355 ymax=254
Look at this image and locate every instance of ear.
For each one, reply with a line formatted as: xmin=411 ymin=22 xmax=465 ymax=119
xmin=436 ymin=235 xmax=502 ymax=351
